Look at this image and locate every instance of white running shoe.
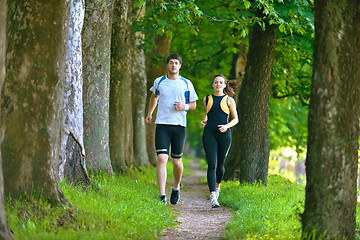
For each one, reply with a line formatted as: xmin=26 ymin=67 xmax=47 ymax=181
xmin=210 ymin=195 xmax=220 ymax=208
xmin=215 ymin=188 xmax=220 ymax=199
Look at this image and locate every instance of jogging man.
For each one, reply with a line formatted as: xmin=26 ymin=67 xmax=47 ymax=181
xmin=145 ymin=53 xmax=198 ymax=204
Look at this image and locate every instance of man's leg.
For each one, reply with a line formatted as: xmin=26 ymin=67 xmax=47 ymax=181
xmin=169 ymin=125 xmax=186 ymax=204
xmin=157 ymin=154 xmax=169 ymax=195
xmin=155 ymin=125 xmax=171 ymax=203
xmin=171 ymin=157 xmax=183 ymax=189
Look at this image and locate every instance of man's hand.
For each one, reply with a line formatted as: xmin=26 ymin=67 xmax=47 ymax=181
xmin=145 ymin=115 xmax=152 ymax=125
xmin=174 ymin=101 xmax=184 ymax=111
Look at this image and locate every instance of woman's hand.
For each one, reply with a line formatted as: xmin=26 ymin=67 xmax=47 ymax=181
xmin=200 ymin=119 xmax=207 ymax=128
xmin=218 ymin=125 xmax=228 ymax=133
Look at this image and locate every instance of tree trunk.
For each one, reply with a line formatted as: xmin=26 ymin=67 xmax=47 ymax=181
xmin=131 ymin=4 xmax=150 ymax=167
xmin=224 ymin=43 xmax=247 ymax=181
xmin=83 ymin=0 xmax=114 ymax=174
xmin=237 ymin=19 xmax=277 ymax=185
xmin=110 ymin=0 xmax=135 ymax=172
xmin=145 ymin=34 xmax=171 ymax=166
xmin=302 ymin=1 xmax=360 ymax=239
xmin=229 ymin=42 xmax=247 ymax=100
xmin=2 ymin=0 xmax=70 ymax=204
xmin=0 ymin=1 xmax=14 ymax=238
xmin=60 ymin=0 xmax=91 ymax=187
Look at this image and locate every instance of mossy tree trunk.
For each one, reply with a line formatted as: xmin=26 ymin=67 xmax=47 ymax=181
xmin=302 ymin=1 xmax=360 ymax=239
xmin=131 ymin=4 xmax=150 ymax=167
xmin=110 ymin=0 xmax=135 ymax=172
xmin=0 ymin=1 xmax=14 ymax=238
xmin=83 ymin=0 xmax=114 ymax=174
xmin=60 ymin=0 xmax=90 ymax=187
xmin=236 ymin=17 xmax=277 ymax=185
xmin=2 ymin=0 xmax=70 ymax=204
xmin=145 ymin=34 xmax=171 ymax=166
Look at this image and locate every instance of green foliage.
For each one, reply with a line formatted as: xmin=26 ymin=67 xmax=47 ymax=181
xmin=163 ymin=0 xmax=314 ymax=153
xmin=269 ymin=96 xmax=308 ymax=154
xmin=6 ymin=173 xmax=176 ymax=239
xmin=134 ymin=0 xmax=315 ymax=154
xmin=221 ymin=174 xmax=305 ymax=239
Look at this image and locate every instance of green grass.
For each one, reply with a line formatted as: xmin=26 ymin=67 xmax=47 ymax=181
xmin=5 ymin=156 xmax=195 ymax=240
xmin=220 ymin=174 xmax=305 ymax=239
xmin=6 ymin=156 xmax=360 ymax=239
xmin=6 ymin=172 xmax=176 ymax=239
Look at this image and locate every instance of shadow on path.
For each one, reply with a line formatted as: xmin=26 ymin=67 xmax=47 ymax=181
xmin=160 ymin=158 xmax=233 ymax=240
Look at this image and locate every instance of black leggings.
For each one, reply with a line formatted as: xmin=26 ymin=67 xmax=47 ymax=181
xmin=202 ymin=126 xmax=231 ymax=192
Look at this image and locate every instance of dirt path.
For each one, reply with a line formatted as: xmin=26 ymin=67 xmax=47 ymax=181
xmin=160 ymin=159 xmax=233 ymax=240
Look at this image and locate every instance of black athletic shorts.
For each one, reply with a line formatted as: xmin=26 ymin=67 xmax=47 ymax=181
xmin=155 ymin=124 xmax=186 ymax=158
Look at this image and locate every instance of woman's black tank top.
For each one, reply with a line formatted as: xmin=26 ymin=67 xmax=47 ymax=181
xmin=206 ymin=95 xmax=229 ymax=127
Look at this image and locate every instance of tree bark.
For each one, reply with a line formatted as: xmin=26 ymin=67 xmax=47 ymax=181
xmin=0 ymin=1 xmax=14 ymax=238
xmin=59 ymin=0 xmax=91 ymax=187
xmin=110 ymin=0 xmax=135 ymax=172
xmin=131 ymin=4 xmax=150 ymax=167
xmin=2 ymin=0 xmax=70 ymax=204
xmin=145 ymin=34 xmax=171 ymax=166
xmin=236 ymin=19 xmax=277 ymax=185
xmin=224 ymin=43 xmax=247 ymax=180
xmin=83 ymin=0 xmax=114 ymax=174
xmin=302 ymin=1 xmax=360 ymax=239
xmin=229 ymin=42 xmax=247 ymax=98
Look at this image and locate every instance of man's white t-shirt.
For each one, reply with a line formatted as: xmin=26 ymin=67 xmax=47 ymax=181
xmin=150 ymin=75 xmax=198 ymax=127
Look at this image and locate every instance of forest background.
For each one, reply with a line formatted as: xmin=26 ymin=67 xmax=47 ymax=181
xmin=0 ymin=0 xmax=359 ymax=239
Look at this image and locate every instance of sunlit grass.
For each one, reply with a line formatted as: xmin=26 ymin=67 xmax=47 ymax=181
xmin=221 ymin=174 xmax=305 ymax=239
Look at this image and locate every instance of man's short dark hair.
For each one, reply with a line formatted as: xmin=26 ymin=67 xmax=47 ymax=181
xmin=167 ymin=53 xmax=182 ymax=64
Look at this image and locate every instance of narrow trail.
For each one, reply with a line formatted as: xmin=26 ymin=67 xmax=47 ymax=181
xmin=160 ymin=159 xmax=233 ymax=240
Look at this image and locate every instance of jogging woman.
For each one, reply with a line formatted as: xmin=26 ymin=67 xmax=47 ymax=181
xmin=200 ymin=74 xmax=238 ymax=208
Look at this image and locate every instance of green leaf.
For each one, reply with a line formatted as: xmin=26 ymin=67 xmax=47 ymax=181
xmin=278 ymin=24 xmax=286 ymax=33
xmin=165 ymin=30 xmax=173 ymax=38
xmin=241 ymin=29 xmax=247 ymax=38
xmin=177 ymin=14 xmax=184 ymax=22
xmin=134 ymin=0 xmax=145 ymax=7
xmin=156 ymin=28 xmax=164 ymax=35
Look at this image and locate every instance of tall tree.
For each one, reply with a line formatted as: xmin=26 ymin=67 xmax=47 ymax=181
xmin=110 ymin=0 xmax=135 ymax=172
xmin=0 ymin=0 xmax=14 ymax=238
xmin=235 ymin=16 xmax=277 ymax=185
xmin=145 ymin=34 xmax=171 ymax=166
xmin=60 ymin=0 xmax=91 ymax=186
xmin=223 ymin=43 xmax=247 ymax=180
xmin=131 ymin=4 xmax=150 ymax=167
xmin=83 ymin=0 xmax=114 ymax=174
xmin=2 ymin=1 xmax=70 ymax=204
xmin=302 ymin=0 xmax=360 ymax=239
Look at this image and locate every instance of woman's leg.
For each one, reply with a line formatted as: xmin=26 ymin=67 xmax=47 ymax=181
xmin=203 ymin=127 xmax=218 ymax=193
xmin=215 ymin=130 xmax=231 ymax=186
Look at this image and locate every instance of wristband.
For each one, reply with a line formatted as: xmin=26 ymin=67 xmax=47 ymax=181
xmin=184 ymin=104 xmax=189 ymax=111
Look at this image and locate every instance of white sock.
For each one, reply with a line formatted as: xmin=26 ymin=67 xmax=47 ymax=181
xmin=173 ymin=187 xmax=180 ymax=191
